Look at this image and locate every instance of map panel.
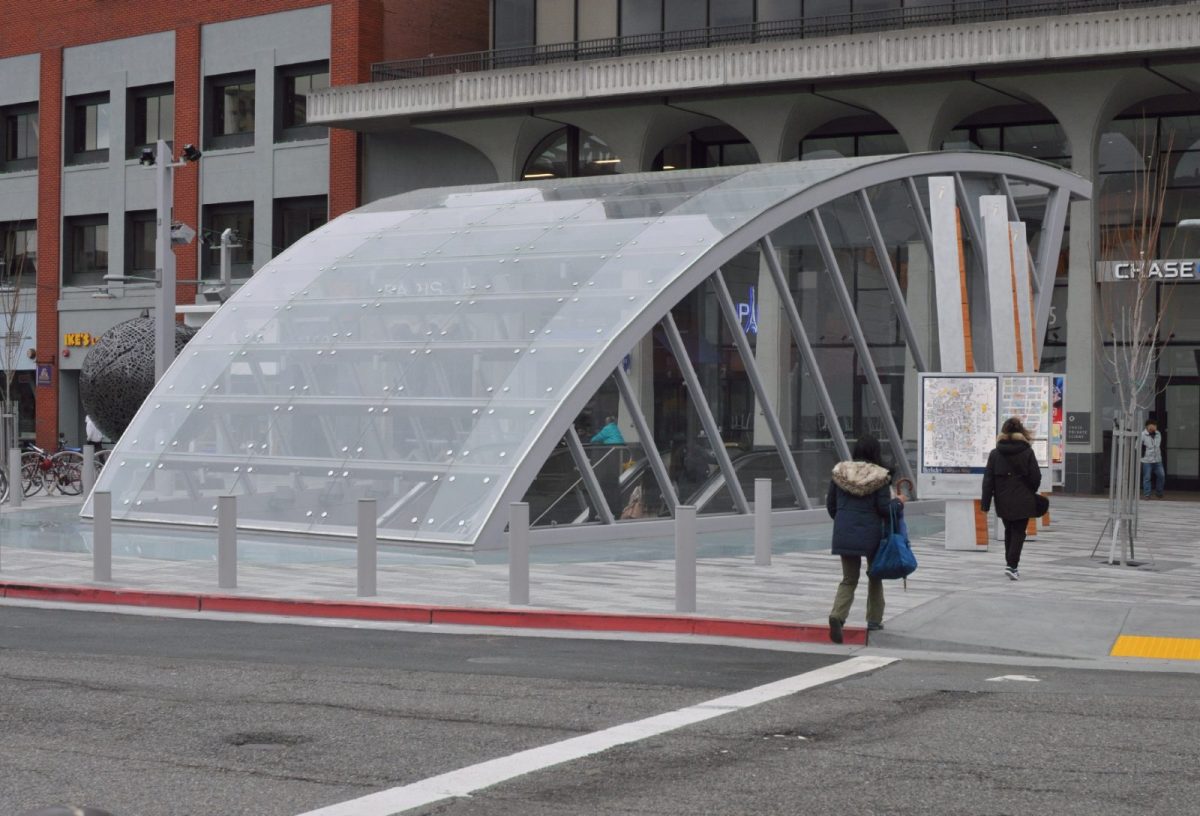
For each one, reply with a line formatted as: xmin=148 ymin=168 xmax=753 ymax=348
xmin=921 ymin=376 xmax=999 ymax=474
xmin=1001 ymin=375 xmax=1052 ymax=468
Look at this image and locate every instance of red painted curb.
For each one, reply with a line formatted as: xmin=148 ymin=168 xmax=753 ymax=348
xmin=2 ymin=583 xmax=199 ymax=611
xmin=0 ymin=581 xmax=866 ymax=646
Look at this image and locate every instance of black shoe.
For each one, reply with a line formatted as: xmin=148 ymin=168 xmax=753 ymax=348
xmin=828 ymin=616 xmax=844 ymax=644
xmin=867 ymin=622 xmax=884 ymax=632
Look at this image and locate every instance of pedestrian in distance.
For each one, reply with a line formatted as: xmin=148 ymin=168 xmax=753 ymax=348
xmin=981 ymin=417 xmax=1042 ymax=581
xmin=85 ymin=414 xmax=105 ymax=452
xmin=826 ymin=434 xmax=905 ymax=644
xmin=589 ymin=416 xmax=625 ymax=445
xmin=1140 ymin=419 xmax=1165 ymax=499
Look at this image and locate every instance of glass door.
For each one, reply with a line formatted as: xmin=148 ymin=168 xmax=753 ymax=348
xmin=1161 ymin=379 xmax=1200 ymax=491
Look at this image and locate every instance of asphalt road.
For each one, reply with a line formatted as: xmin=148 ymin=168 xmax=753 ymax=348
xmin=2 ymin=606 xmax=1198 ymax=816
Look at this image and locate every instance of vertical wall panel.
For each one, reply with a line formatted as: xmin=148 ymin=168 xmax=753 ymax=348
xmin=537 ymin=0 xmax=575 ymax=44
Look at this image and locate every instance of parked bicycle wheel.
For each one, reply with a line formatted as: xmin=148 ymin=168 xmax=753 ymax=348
xmin=52 ymin=450 xmax=85 ymax=496
xmin=20 ymin=451 xmax=44 ymax=497
xmin=0 ymin=467 xmax=8 ymax=503
xmin=94 ymin=448 xmax=112 ymax=473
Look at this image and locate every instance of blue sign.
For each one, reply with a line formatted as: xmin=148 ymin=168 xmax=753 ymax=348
xmin=736 ymin=286 xmax=759 ymax=335
xmin=36 ymin=362 xmax=53 ymax=387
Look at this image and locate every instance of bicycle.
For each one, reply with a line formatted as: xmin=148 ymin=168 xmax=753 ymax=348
xmin=0 ymin=466 xmax=8 ymax=503
xmin=20 ymin=442 xmax=84 ymax=497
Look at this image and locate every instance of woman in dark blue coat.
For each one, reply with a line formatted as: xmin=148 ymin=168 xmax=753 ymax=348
xmin=826 ymin=435 xmax=904 ymax=643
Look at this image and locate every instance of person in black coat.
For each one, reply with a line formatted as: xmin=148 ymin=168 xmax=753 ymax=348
xmin=826 ymin=435 xmax=905 ymax=644
xmin=981 ymin=416 xmax=1042 ymax=581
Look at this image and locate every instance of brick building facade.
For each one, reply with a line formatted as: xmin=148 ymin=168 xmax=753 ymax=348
xmin=0 ymin=0 xmax=487 ymax=449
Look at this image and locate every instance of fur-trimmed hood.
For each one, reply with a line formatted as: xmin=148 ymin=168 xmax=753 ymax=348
xmin=831 ymin=461 xmax=891 ymax=497
xmin=997 ymin=432 xmax=1029 ymax=443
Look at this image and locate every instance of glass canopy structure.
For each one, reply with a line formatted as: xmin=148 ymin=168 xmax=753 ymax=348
xmin=84 ymin=153 xmax=1091 ymax=549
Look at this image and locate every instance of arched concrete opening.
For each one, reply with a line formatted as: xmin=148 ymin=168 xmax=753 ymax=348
xmin=651 ymin=124 xmax=759 ymax=171
xmin=521 ymin=126 xmax=624 ymax=179
xmin=799 ymin=115 xmax=903 ymax=160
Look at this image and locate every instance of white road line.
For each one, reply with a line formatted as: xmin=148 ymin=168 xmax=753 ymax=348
xmin=295 ymin=655 xmax=897 ymax=816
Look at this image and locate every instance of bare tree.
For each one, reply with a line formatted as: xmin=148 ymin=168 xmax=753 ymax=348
xmin=1 ymin=225 xmax=32 ymax=452
xmin=1095 ymin=120 xmax=1177 ymax=564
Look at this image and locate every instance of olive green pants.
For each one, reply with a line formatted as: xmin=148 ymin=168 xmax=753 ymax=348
xmin=830 ymin=555 xmax=884 ymax=625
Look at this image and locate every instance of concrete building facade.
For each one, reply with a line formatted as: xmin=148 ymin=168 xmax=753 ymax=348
xmin=309 ymin=0 xmax=1200 ymax=494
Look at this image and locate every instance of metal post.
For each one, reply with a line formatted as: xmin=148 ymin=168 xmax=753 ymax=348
xmin=219 ymin=228 xmax=235 ymax=302
xmin=154 ymin=139 xmax=176 ymax=383
xmin=82 ymin=444 xmax=96 ymax=497
xmin=754 ymin=478 xmax=772 ymax=566
xmin=357 ymin=498 xmax=377 ymax=597
xmin=8 ymin=448 xmax=21 ymax=508
xmin=674 ymin=504 xmax=697 ymax=613
xmin=93 ymin=490 xmax=112 ymax=582
xmin=217 ymin=494 xmax=237 ymax=589
xmin=509 ymin=502 xmax=530 ymax=605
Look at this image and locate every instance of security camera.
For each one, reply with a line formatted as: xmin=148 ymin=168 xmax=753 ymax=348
xmin=181 ymin=144 xmax=202 ymax=163
xmin=139 ymin=147 xmax=156 ymax=166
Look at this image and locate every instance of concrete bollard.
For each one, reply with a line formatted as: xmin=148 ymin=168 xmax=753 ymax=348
xmin=93 ymin=490 xmax=112 ymax=582
xmin=217 ymin=495 xmax=237 ymax=589
xmin=82 ymin=445 xmax=96 ymax=497
xmin=357 ymin=498 xmax=377 ymax=597
xmin=8 ymin=448 xmax=22 ymax=508
xmin=754 ymin=478 xmax=772 ymax=566
xmin=509 ymin=502 xmax=530 ymax=605
xmin=675 ymin=504 xmax=697 ymax=613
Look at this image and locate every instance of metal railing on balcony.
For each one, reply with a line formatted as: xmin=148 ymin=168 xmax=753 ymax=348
xmin=371 ymin=0 xmax=1193 ymax=81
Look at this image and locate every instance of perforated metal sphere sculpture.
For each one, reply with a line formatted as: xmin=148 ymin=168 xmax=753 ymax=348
xmin=80 ymin=317 xmax=196 ymax=440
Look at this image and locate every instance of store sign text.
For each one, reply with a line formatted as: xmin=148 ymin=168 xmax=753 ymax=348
xmin=1096 ymin=259 xmax=1200 ymax=283
xmin=63 ymin=332 xmax=98 ymax=347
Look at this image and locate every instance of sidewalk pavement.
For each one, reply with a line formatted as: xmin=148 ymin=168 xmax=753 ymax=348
xmin=1 ymin=493 xmax=1197 ymax=660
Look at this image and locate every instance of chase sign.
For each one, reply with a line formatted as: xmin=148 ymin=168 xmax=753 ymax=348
xmin=1095 ymin=259 xmax=1199 ymax=283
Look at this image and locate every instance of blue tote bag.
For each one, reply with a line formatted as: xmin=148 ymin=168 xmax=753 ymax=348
xmin=870 ymin=504 xmax=918 ymax=580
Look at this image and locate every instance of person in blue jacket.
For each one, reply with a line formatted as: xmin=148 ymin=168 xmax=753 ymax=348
xmin=826 ymin=434 xmax=904 ymax=644
xmin=590 ymin=416 xmax=625 ymax=445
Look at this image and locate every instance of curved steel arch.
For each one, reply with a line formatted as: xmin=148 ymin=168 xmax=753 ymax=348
xmin=85 ymin=152 xmax=1090 ymax=549
xmin=472 ymin=152 xmax=1092 ymax=547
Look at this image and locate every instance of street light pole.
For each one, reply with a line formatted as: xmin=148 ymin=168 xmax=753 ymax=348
xmin=153 ymin=138 xmax=176 ymax=383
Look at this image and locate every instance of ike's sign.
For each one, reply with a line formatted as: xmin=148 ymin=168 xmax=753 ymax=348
xmin=1096 ymin=259 xmax=1200 ymax=283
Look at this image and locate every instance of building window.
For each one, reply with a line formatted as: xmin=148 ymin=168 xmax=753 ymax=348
xmin=277 ymin=62 xmax=329 ymax=142
xmin=128 ymin=84 xmax=174 ymax=157
xmin=274 ymin=196 xmax=327 ymax=252
xmin=66 ymin=94 xmax=110 ymax=165
xmin=495 ymin=0 xmax=536 ymax=49
xmin=126 ymin=210 xmax=157 ymax=276
xmin=203 ymin=203 xmax=254 ymax=280
xmin=206 ymin=73 xmax=255 ymax=149
xmin=64 ymin=216 xmax=109 ymax=288
xmin=0 ymin=221 xmax=37 ymax=286
xmin=523 ymin=127 xmax=621 ymax=179
xmin=1 ymin=104 xmax=38 ymax=172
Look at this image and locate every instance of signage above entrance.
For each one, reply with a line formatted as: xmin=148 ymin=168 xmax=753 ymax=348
xmin=1095 ymin=259 xmax=1200 ymax=283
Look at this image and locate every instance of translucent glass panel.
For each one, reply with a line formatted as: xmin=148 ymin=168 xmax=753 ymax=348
xmin=89 ymin=158 xmax=899 ymax=544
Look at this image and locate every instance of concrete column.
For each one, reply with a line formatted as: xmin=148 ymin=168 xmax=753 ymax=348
xmin=980 ymin=195 xmax=1018 ymax=373
xmin=617 ymin=334 xmax=655 ymax=444
xmin=753 ymin=254 xmax=790 ymax=447
xmin=902 ymin=241 xmax=933 ymax=444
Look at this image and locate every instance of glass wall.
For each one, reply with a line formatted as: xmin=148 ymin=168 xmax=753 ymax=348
xmin=523 ymin=127 xmax=622 ymax=179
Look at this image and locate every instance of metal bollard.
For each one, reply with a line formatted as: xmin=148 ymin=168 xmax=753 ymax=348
xmin=754 ymin=478 xmax=772 ymax=566
xmin=509 ymin=502 xmax=530 ymax=605
xmin=8 ymin=448 xmax=21 ymax=508
xmin=93 ymin=490 xmax=112 ymax=582
xmin=82 ymin=444 xmax=96 ymax=497
xmin=675 ymin=504 xmax=697 ymax=613
xmin=217 ymin=495 xmax=237 ymax=589
xmin=357 ymin=498 xmax=377 ymax=597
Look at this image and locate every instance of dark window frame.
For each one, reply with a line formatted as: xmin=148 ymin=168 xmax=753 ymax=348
xmin=125 ymin=210 xmax=157 ymax=276
xmin=126 ymin=83 xmax=175 ymax=159
xmin=202 ymin=202 xmax=255 ymax=280
xmin=205 ymin=72 xmax=256 ymax=150
xmin=274 ymin=195 xmax=328 ymax=253
xmin=0 ymin=219 xmax=37 ymax=286
xmin=1 ymin=103 xmax=39 ymax=172
xmin=65 ymin=92 xmax=111 ymax=166
xmin=276 ymin=61 xmax=330 ymax=143
xmin=63 ymin=214 xmax=109 ymax=288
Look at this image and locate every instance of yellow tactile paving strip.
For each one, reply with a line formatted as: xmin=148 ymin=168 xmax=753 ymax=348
xmin=1111 ymin=636 xmax=1200 ymax=661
